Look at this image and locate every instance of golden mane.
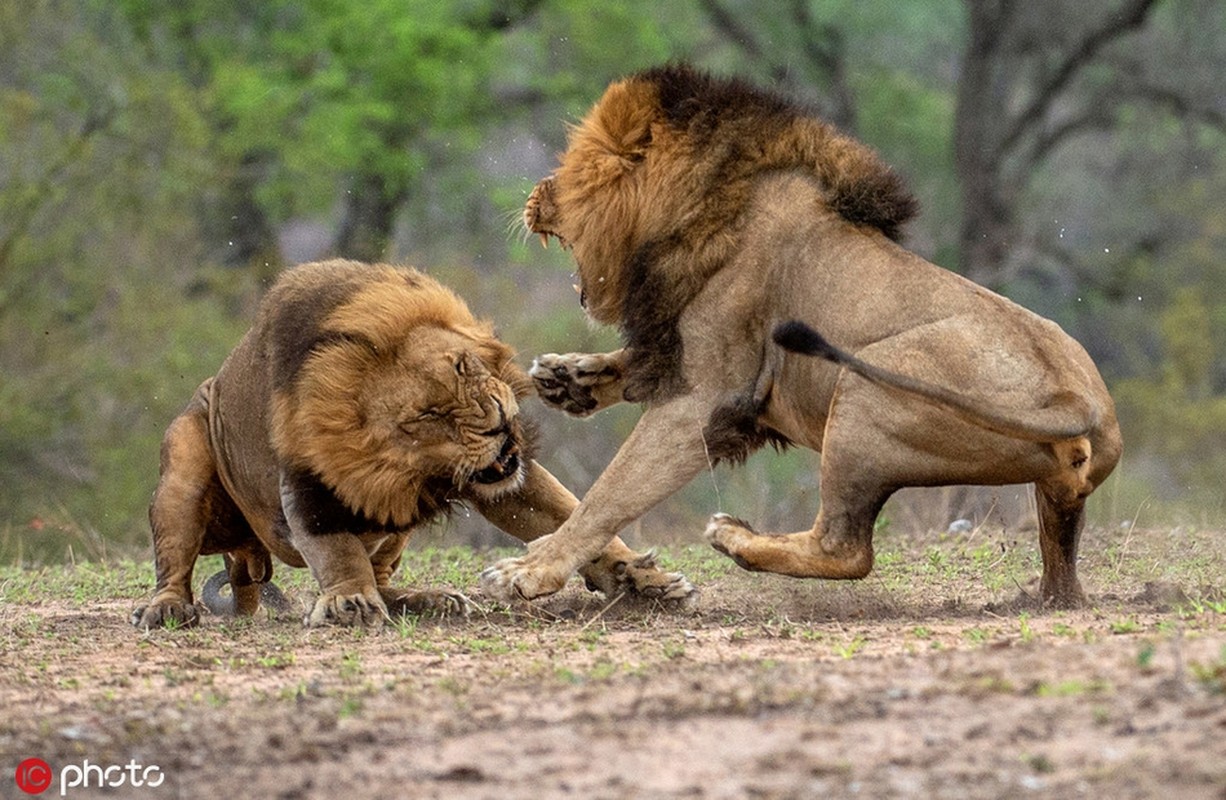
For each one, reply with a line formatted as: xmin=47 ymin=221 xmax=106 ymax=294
xmin=267 ymin=261 xmax=524 ymax=526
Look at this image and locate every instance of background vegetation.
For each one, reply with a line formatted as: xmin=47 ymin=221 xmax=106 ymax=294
xmin=3 ymin=0 xmax=1225 ymax=563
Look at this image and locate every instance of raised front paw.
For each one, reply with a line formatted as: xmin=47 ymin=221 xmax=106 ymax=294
xmin=582 ymin=551 xmax=698 ymax=604
xmin=530 ymin=352 xmax=624 ymax=417
xmin=131 ymin=593 xmax=201 ymax=630
xmin=479 ymin=554 xmax=572 ymax=604
xmin=305 ymin=588 xmax=388 ymax=628
xmin=380 ymin=587 xmax=474 ymax=618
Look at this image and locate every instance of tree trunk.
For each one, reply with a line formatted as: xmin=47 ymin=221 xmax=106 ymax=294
xmin=953 ymin=1 xmax=1016 ymax=289
xmin=222 ymin=151 xmax=283 ymax=288
xmin=334 ymin=171 xmax=406 ymax=263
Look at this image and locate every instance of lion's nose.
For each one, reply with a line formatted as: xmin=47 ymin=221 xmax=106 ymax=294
xmin=480 ymin=397 xmax=509 ymax=437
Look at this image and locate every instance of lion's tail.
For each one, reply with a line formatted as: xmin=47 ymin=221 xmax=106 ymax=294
xmin=772 ymin=320 xmax=1097 ymax=443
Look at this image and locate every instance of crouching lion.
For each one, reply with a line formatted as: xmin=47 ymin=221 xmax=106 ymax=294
xmin=132 ymin=259 xmax=694 ymax=629
xmin=481 ymin=65 xmax=1122 ymax=608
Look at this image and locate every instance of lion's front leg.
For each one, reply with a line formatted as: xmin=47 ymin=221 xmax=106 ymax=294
xmin=580 ymin=540 xmax=697 ymax=602
xmin=291 ymin=530 xmax=387 ymax=627
xmin=480 ymin=394 xmax=717 ymax=602
xmin=471 ymin=460 xmax=697 ymax=602
xmin=530 ymin=349 xmax=628 ymax=417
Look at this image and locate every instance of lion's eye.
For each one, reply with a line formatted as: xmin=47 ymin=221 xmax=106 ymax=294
xmin=402 ymin=409 xmax=442 ymax=429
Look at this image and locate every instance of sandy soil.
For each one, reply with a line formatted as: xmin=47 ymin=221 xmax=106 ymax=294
xmin=1 ymin=531 xmax=1224 ymax=799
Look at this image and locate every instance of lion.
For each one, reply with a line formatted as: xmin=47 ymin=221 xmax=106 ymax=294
xmin=131 ymin=259 xmax=694 ymax=629
xmin=480 ymin=64 xmax=1122 ymax=608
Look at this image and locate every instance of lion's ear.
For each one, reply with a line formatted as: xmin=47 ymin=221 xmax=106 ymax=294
xmin=578 ymin=79 xmax=656 ymax=163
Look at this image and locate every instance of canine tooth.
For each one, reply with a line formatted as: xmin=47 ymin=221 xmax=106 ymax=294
xmin=572 ymin=283 xmax=582 ymax=294
xmin=539 ymin=233 xmax=550 ymax=248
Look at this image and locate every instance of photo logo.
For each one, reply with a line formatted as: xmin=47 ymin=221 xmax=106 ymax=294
xmin=14 ymin=758 xmax=52 ymax=795
xmin=12 ymin=758 xmax=165 ymax=796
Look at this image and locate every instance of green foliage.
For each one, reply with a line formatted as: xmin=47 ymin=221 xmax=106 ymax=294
xmin=0 ymin=1 xmax=243 ymax=561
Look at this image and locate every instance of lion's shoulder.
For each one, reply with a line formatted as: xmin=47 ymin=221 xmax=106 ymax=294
xmin=258 ymin=260 xmax=483 ymax=393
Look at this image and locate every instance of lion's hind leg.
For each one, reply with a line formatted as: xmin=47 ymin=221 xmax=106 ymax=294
xmin=704 ymin=508 xmax=877 ymax=580
xmin=1033 ymin=433 xmax=1118 ymax=609
xmin=133 ymin=389 xmax=217 ymax=629
xmin=1034 ymin=489 xmax=1088 ymax=609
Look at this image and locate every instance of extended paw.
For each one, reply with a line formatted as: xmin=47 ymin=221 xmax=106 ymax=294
xmin=380 ymin=587 xmax=474 ymax=618
xmin=582 ymin=551 xmax=698 ymax=603
xmin=131 ymin=594 xmax=201 ymax=630
xmin=530 ymin=352 xmax=624 ymax=417
xmin=305 ymin=589 xmax=388 ymax=628
xmin=480 ymin=555 xmax=572 ymax=604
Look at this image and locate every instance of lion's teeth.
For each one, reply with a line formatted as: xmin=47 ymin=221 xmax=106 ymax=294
xmin=572 ymin=283 xmax=582 ymax=294
xmin=539 ymin=233 xmax=550 ymax=248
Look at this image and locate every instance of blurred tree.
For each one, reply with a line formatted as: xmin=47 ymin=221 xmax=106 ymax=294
xmin=955 ymin=0 xmax=1156 ymax=288
xmin=954 ymin=0 xmax=1226 ymax=291
xmin=1 ymin=0 xmax=243 ymax=560
xmin=694 ymin=0 xmax=964 ymax=263
xmin=698 ymin=0 xmax=859 ymax=130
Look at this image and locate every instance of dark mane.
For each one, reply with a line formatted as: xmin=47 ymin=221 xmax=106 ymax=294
xmin=635 ymin=64 xmax=919 ymax=241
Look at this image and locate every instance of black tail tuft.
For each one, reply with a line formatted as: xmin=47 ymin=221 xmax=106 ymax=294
xmin=772 ymin=321 xmax=845 ymax=363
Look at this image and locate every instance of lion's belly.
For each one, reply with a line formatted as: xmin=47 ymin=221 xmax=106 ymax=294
xmin=206 ymin=347 xmax=303 ymax=566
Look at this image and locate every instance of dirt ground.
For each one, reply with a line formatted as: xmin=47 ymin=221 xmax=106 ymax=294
xmin=1 ymin=527 xmax=1224 ymax=799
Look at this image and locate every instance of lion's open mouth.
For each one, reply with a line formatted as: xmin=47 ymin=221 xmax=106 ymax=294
xmin=471 ymin=436 xmax=522 ymax=485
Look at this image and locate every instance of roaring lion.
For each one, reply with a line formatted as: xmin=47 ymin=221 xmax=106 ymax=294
xmin=481 ymin=65 xmax=1122 ymax=608
xmin=132 ymin=260 xmax=693 ymax=629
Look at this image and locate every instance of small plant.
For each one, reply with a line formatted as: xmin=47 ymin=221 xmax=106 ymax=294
xmin=588 ymin=659 xmax=619 ymax=681
xmin=278 ymin=682 xmax=308 ymax=702
xmin=337 ymin=696 xmax=364 ymax=719
xmin=1052 ymin=623 xmax=1076 ymax=638
xmin=457 ymin=636 xmax=512 ymax=655
xmin=1022 ymin=753 xmax=1055 ymax=774
xmin=339 ymin=651 xmax=363 ymax=681
xmin=1034 ymin=679 xmax=1109 ymax=697
xmin=834 ymin=635 xmax=867 ymax=659
xmin=1181 ymin=596 xmax=1226 ymax=616
xmin=1136 ymin=642 xmax=1156 ymax=670
xmin=257 ymin=653 xmax=296 ymax=669
xmin=1189 ymin=645 xmax=1226 ymax=694
xmin=1018 ymin=614 xmax=1035 ymax=643
xmin=1109 ymin=617 xmax=1142 ymax=635
xmin=963 ymin=627 xmax=990 ymax=645
xmin=390 ymin=614 xmax=420 ymax=639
